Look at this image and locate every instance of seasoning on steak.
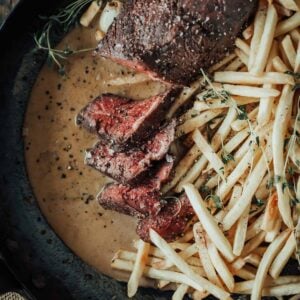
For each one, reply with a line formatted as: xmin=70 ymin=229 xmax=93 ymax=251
xmin=137 ymin=194 xmax=194 ymax=242
xmin=76 ymin=89 xmax=180 ymax=150
xmin=97 ymin=158 xmax=174 ymax=217
xmin=85 ymin=120 xmax=176 ymax=185
xmin=96 ymin=0 xmax=258 ymax=85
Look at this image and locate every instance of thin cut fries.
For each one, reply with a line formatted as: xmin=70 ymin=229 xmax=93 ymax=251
xmin=276 ymin=0 xmax=299 ymax=11
xmin=249 ymin=7 xmax=267 ymax=69
xmin=235 ymin=38 xmax=251 ymax=55
xmin=127 ymin=240 xmax=150 ymax=297
xmin=149 ymin=230 xmax=231 ymax=300
xmin=222 ymin=84 xmax=280 ymax=98
xmin=251 ymin=230 xmax=290 ymax=300
xmin=272 ymin=85 xmax=295 ymax=228
xmin=250 ymin=4 xmax=278 ymax=75
xmin=184 ymin=184 xmax=235 ymax=262
xmin=275 ymin=11 xmax=300 ymax=36
xmin=193 ymin=223 xmax=223 ymax=287
xmin=269 ymin=233 xmax=296 ymax=279
xmin=172 ymin=284 xmax=189 ymax=300
xmin=281 ymin=35 xmax=297 ymax=69
xmin=214 ymin=71 xmax=294 ymax=85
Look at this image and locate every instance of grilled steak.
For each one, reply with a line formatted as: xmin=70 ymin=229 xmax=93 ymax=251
xmin=76 ymin=90 xmax=179 ymax=149
xmin=85 ymin=120 xmax=176 ymax=185
xmin=137 ymin=194 xmax=194 ymax=242
xmin=97 ymin=158 xmax=174 ymax=217
xmin=96 ymin=0 xmax=258 ymax=85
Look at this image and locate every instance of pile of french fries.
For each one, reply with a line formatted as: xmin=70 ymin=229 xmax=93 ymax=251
xmin=109 ymin=0 xmax=300 ymax=299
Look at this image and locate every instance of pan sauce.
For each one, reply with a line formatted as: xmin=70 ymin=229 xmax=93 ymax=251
xmin=24 ymin=25 xmax=166 ymax=283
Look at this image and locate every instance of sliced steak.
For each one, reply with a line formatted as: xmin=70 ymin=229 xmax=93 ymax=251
xmin=76 ymin=90 xmax=180 ymax=149
xmin=96 ymin=0 xmax=258 ymax=85
xmin=85 ymin=120 xmax=176 ymax=185
xmin=97 ymin=158 xmax=174 ymax=217
xmin=137 ymin=194 xmax=194 ymax=242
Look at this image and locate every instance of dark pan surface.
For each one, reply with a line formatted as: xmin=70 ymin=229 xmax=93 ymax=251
xmin=0 ymin=1 xmax=298 ymax=300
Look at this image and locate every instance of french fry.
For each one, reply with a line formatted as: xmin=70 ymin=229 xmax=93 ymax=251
xmin=193 ymin=223 xmax=223 ymax=287
xmin=214 ymin=71 xmax=294 ymax=85
xmin=261 ymin=283 xmax=300 ymax=297
xmin=172 ymin=284 xmax=189 ymax=300
xmin=149 ymin=229 xmax=232 ymax=300
xmin=80 ymin=0 xmax=102 ymax=27
xmin=224 ymin=57 xmax=244 ymax=71
xmin=290 ymin=28 xmax=300 ymax=43
xmin=231 ymin=106 xmax=258 ymax=131
xmin=242 ymin=231 xmax=266 ymax=257
xmin=112 ymin=259 xmax=207 ymax=293
xmin=222 ymin=84 xmax=280 ymax=98
xmin=243 ymin=24 xmax=254 ymax=40
xmin=99 ymin=0 xmax=122 ymax=33
xmin=269 ymin=232 xmax=296 ymax=279
xmin=184 ymin=184 xmax=235 ymax=262
xmin=127 ymin=240 xmax=150 ymax=297
xmin=235 ymin=49 xmax=249 ymax=67
xmin=222 ymin=140 xmax=273 ymax=230
xmin=167 ymin=77 xmax=205 ymax=118
xmin=215 ymin=184 xmax=242 ymax=223
xmin=206 ymin=235 xmax=235 ymax=292
xmin=193 ymin=96 xmax=258 ymax=112
xmin=246 ymin=214 xmax=265 ymax=241
xmin=175 ymin=109 xmax=223 ymax=138
xmin=176 ymin=108 xmax=236 ymax=192
xmin=235 ymin=38 xmax=251 ymax=55
xmin=257 ymin=41 xmax=278 ymax=125
xmin=251 ymin=230 xmax=290 ymax=300
xmin=192 ymin=290 xmax=210 ymax=300
xmin=274 ymin=3 xmax=293 ymax=17
xmin=272 ymin=85 xmax=295 ymax=228
xmin=234 ymin=276 xmax=300 ymax=292
xmin=162 ymin=144 xmax=201 ymax=193
xmin=250 ymin=4 xmax=278 ymax=75
xmin=276 ymin=0 xmax=299 ymax=11
xmin=154 ymin=244 xmax=198 ymax=270
xmin=265 ymin=217 xmax=282 ymax=242
xmin=233 ymin=203 xmax=251 ymax=256
xmin=275 ymin=11 xmax=300 ymax=37
xmin=281 ymin=35 xmax=297 ymax=69
xmin=192 ymin=129 xmax=226 ymax=180
xmin=261 ymin=193 xmax=279 ymax=232
xmin=217 ymin=146 xmax=260 ymax=202
xmin=234 ymin=268 xmax=256 ymax=280
xmin=249 ymin=7 xmax=267 ymax=69
xmin=253 ymin=247 xmax=268 ymax=256
xmin=272 ymin=55 xmax=291 ymax=72
xmin=243 ymin=253 xmax=261 ymax=267
xmin=106 ymin=73 xmax=150 ymax=85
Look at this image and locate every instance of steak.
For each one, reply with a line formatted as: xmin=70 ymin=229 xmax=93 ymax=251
xmin=137 ymin=194 xmax=195 ymax=242
xmin=97 ymin=158 xmax=174 ymax=217
xmin=76 ymin=90 xmax=180 ymax=150
xmin=85 ymin=120 xmax=176 ymax=185
xmin=96 ymin=0 xmax=258 ymax=85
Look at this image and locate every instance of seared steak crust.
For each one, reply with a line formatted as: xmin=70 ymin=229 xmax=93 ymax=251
xmin=97 ymin=0 xmax=258 ymax=85
xmin=85 ymin=121 xmax=176 ymax=185
xmin=97 ymin=158 xmax=174 ymax=217
xmin=137 ymin=194 xmax=194 ymax=242
xmin=77 ymin=90 xmax=180 ymax=150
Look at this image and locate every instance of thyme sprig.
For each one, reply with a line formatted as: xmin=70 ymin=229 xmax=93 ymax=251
xmin=33 ymin=0 xmax=97 ymax=75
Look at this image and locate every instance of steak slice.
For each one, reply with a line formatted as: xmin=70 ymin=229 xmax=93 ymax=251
xmin=136 ymin=194 xmax=194 ymax=242
xmin=96 ymin=0 xmax=258 ymax=85
xmin=97 ymin=158 xmax=174 ymax=217
xmin=85 ymin=120 xmax=176 ymax=185
xmin=76 ymin=90 xmax=180 ymax=149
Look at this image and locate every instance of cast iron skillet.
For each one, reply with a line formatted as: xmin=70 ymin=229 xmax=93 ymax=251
xmin=0 ymin=1 xmax=298 ymax=300
xmin=0 ymin=1 xmax=174 ymax=299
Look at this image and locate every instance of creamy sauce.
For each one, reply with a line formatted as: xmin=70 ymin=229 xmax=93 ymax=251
xmin=24 ymin=25 xmax=166 ymax=282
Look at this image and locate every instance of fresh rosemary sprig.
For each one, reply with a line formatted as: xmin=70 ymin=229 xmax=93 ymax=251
xmin=33 ymin=0 xmax=98 ymax=75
